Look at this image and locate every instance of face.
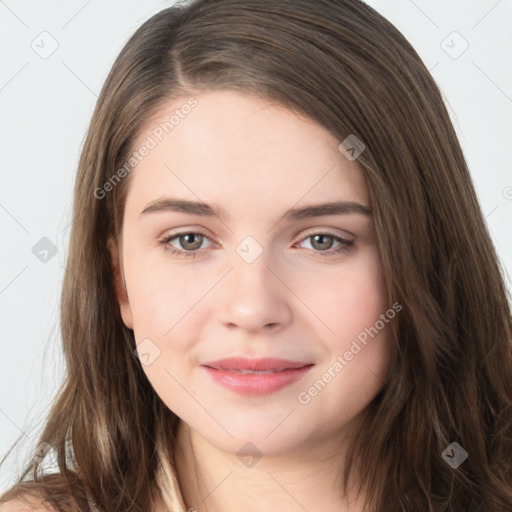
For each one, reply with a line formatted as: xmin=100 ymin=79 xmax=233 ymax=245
xmin=108 ymin=89 xmax=394 ymax=458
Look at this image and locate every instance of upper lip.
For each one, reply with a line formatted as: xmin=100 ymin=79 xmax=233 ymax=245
xmin=201 ymin=357 xmax=313 ymax=371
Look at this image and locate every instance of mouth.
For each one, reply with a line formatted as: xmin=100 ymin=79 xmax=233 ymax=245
xmin=202 ymin=357 xmax=312 ymax=372
xmin=211 ymin=368 xmax=289 ymax=374
xmin=200 ymin=357 xmax=315 ymax=395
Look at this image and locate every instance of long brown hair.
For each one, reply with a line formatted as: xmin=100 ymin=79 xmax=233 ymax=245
xmin=2 ymin=0 xmax=511 ymax=510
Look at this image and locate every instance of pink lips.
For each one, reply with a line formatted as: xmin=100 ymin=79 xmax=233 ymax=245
xmin=201 ymin=357 xmax=314 ymax=395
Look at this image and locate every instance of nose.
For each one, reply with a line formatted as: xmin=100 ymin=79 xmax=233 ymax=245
xmin=217 ymin=247 xmax=293 ymax=334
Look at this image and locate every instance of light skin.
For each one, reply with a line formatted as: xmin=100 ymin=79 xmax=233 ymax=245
xmin=108 ymin=90 xmax=394 ymax=512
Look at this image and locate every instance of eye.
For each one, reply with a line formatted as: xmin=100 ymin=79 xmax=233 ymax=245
xmin=159 ymin=231 xmax=212 ymax=259
xmin=159 ymin=230 xmax=354 ymax=259
xmin=295 ymin=232 xmax=353 ymax=257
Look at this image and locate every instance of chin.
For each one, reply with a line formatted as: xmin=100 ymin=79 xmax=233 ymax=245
xmin=194 ymin=418 xmax=311 ymax=458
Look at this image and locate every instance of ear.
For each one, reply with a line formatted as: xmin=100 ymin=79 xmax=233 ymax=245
xmin=107 ymin=236 xmax=134 ymax=329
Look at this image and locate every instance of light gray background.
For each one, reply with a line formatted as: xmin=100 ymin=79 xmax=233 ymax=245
xmin=1 ymin=0 xmax=511 ymax=493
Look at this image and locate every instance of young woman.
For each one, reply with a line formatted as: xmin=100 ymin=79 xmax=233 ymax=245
xmin=1 ymin=0 xmax=511 ymax=511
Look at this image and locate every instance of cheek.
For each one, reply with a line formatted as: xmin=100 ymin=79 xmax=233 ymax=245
xmin=124 ymin=247 xmax=197 ymax=335
xmin=126 ymin=240 xmax=388 ymax=347
xmin=307 ymin=249 xmax=388 ymax=345
xmin=126 ymin=271 xmax=201 ymax=405
xmin=123 ymin=252 xmax=209 ymax=380
xmin=300 ymin=258 xmax=392 ymax=430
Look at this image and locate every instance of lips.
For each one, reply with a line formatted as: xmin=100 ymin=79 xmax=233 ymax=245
xmin=201 ymin=357 xmax=311 ymax=372
xmin=201 ymin=357 xmax=315 ymax=395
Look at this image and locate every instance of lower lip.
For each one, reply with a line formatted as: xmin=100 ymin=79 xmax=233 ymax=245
xmin=202 ymin=365 xmax=314 ymax=395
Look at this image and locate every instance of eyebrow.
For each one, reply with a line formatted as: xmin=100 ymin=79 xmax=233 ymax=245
xmin=140 ymin=197 xmax=372 ymax=221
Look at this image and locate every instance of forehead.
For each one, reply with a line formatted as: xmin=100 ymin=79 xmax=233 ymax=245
xmin=125 ymin=90 xmax=369 ymax=216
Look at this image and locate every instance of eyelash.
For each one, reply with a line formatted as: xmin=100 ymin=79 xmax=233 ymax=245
xmin=158 ymin=230 xmax=354 ymax=259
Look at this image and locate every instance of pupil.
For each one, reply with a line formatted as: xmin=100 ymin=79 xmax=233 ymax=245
xmin=314 ymin=234 xmax=332 ymax=250
xmin=182 ymin=234 xmax=201 ymax=249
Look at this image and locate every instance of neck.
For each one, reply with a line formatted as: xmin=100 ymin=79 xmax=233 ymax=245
xmin=173 ymin=420 xmax=370 ymax=512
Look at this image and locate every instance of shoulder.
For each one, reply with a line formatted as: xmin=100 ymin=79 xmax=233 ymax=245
xmin=0 ymin=471 xmax=92 ymax=512
xmin=0 ymin=496 xmax=56 ymax=512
